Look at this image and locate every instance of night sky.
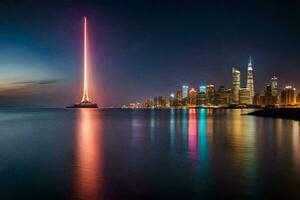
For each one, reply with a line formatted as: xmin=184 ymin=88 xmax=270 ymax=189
xmin=0 ymin=0 xmax=300 ymax=107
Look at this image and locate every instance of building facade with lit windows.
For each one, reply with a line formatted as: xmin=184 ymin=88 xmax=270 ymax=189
xmin=246 ymin=57 xmax=254 ymax=104
xmin=225 ymin=89 xmax=232 ymax=105
xmin=188 ymin=88 xmax=197 ymax=106
xmin=253 ymin=93 xmax=264 ymax=106
xmin=297 ymin=92 xmax=300 ymax=104
xmin=232 ymin=67 xmax=241 ymax=104
xmin=206 ymin=84 xmax=215 ymax=106
xmin=271 ymin=76 xmax=279 ymax=105
xmin=216 ymin=86 xmax=227 ymax=106
xmin=182 ymin=85 xmax=189 ymax=99
xmin=176 ymin=90 xmax=182 ymax=101
xmin=281 ymin=86 xmax=296 ymax=106
xmin=239 ymin=88 xmax=251 ymax=105
xmin=264 ymin=85 xmax=273 ymax=106
xmin=271 ymin=76 xmax=278 ymax=96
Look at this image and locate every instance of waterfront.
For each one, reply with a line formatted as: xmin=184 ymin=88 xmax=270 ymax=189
xmin=0 ymin=108 xmax=300 ymax=199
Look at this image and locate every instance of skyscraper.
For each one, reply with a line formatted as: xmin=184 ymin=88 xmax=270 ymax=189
xmin=297 ymin=92 xmax=300 ymax=104
xmin=225 ymin=89 xmax=232 ymax=105
xmin=246 ymin=56 xmax=254 ymax=104
xmin=188 ymin=88 xmax=197 ymax=106
xmin=176 ymin=90 xmax=183 ymax=101
xmin=253 ymin=93 xmax=263 ymax=106
xmin=264 ymin=85 xmax=273 ymax=106
xmin=145 ymin=98 xmax=154 ymax=108
xmin=197 ymin=85 xmax=207 ymax=106
xmin=271 ymin=76 xmax=279 ymax=105
xmin=199 ymin=85 xmax=206 ymax=93
xmin=232 ymin=67 xmax=240 ymax=104
xmin=154 ymin=96 xmax=166 ymax=108
xmin=271 ymin=76 xmax=278 ymax=96
xmin=206 ymin=84 xmax=215 ymax=105
xmin=182 ymin=85 xmax=189 ymax=99
xmin=216 ymin=86 xmax=227 ymax=106
xmin=239 ymin=88 xmax=251 ymax=105
xmin=281 ymin=86 xmax=296 ymax=106
xmin=174 ymin=90 xmax=183 ymax=106
xmin=169 ymin=93 xmax=175 ymax=107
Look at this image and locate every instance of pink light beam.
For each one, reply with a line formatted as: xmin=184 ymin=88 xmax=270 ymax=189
xmin=81 ymin=16 xmax=90 ymax=103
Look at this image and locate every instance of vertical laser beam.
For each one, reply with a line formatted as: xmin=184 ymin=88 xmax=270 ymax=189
xmin=82 ymin=16 xmax=89 ymax=102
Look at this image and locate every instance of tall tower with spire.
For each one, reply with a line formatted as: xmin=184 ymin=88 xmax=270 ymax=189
xmin=68 ymin=16 xmax=98 ymax=108
xmin=246 ymin=56 xmax=254 ymax=104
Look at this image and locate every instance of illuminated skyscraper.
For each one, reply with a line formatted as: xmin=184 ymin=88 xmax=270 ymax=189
xmin=176 ymin=90 xmax=183 ymax=101
xmin=199 ymin=85 xmax=206 ymax=93
xmin=182 ymin=85 xmax=189 ymax=98
xmin=154 ymin=96 xmax=166 ymax=108
xmin=188 ymin=88 xmax=197 ymax=106
xmin=270 ymin=76 xmax=279 ymax=105
xmin=197 ymin=85 xmax=207 ymax=106
xmin=281 ymin=86 xmax=296 ymax=105
xmin=239 ymin=88 xmax=251 ymax=105
xmin=225 ymin=89 xmax=232 ymax=104
xmin=216 ymin=86 xmax=227 ymax=106
xmin=206 ymin=84 xmax=215 ymax=105
xmin=297 ymin=92 xmax=300 ymax=104
xmin=232 ymin=67 xmax=240 ymax=104
xmin=264 ymin=85 xmax=272 ymax=106
xmin=271 ymin=76 xmax=278 ymax=96
xmin=253 ymin=93 xmax=263 ymax=106
xmin=145 ymin=98 xmax=154 ymax=108
xmin=169 ymin=93 xmax=175 ymax=107
xmin=246 ymin=56 xmax=254 ymax=104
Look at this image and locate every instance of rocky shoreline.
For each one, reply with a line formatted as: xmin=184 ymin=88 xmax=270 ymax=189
xmin=247 ymin=108 xmax=300 ymax=120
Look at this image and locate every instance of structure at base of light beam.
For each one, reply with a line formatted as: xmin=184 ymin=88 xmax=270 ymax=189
xmin=68 ymin=16 xmax=98 ymax=108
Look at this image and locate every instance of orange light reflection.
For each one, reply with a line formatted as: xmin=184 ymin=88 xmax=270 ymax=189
xmin=292 ymin=121 xmax=300 ymax=177
xmin=74 ymin=109 xmax=102 ymax=200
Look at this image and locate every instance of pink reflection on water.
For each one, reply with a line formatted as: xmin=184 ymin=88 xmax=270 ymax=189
xmin=74 ymin=109 xmax=102 ymax=200
xmin=188 ymin=109 xmax=198 ymax=159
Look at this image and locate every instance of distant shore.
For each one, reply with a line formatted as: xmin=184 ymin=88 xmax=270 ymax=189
xmin=247 ymin=108 xmax=300 ymax=120
xmin=119 ymin=105 xmax=262 ymax=109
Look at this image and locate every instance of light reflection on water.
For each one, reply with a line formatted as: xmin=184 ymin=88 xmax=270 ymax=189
xmin=181 ymin=108 xmax=189 ymax=152
xmin=67 ymin=109 xmax=300 ymax=199
xmin=0 ymin=108 xmax=300 ymax=199
xmin=198 ymin=109 xmax=208 ymax=176
xmin=188 ymin=109 xmax=198 ymax=160
xmin=169 ymin=108 xmax=176 ymax=153
xmin=292 ymin=121 xmax=300 ymax=177
xmin=74 ymin=109 xmax=102 ymax=200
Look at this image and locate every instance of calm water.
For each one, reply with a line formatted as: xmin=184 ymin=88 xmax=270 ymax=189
xmin=0 ymin=108 xmax=300 ymax=199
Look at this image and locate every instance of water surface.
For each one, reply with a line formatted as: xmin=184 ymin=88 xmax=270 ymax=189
xmin=0 ymin=108 xmax=299 ymax=199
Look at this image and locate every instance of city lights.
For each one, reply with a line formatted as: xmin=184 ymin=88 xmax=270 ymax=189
xmin=123 ymin=57 xmax=300 ymax=109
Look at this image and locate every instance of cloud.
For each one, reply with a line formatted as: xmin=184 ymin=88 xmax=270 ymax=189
xmin=0 ymin=79 xmax=62 ymax=95
xmin=0 ymin=79 xmax=69 ymax=107
xmin=9 ymin=79 xmax=61 ymax=86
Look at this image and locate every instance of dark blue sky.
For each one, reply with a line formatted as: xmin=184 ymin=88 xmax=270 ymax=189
xmin=0 ymin=0 xmax=299 ymax=107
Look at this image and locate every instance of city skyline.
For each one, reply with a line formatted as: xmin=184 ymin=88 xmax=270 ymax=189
xmin=1 ymin=2 xmax=300 ymax=199
xmin=0 ymin=1 xmax=300 ymax=107
xmin=125 ymin=56 xmax=300 ymax=108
